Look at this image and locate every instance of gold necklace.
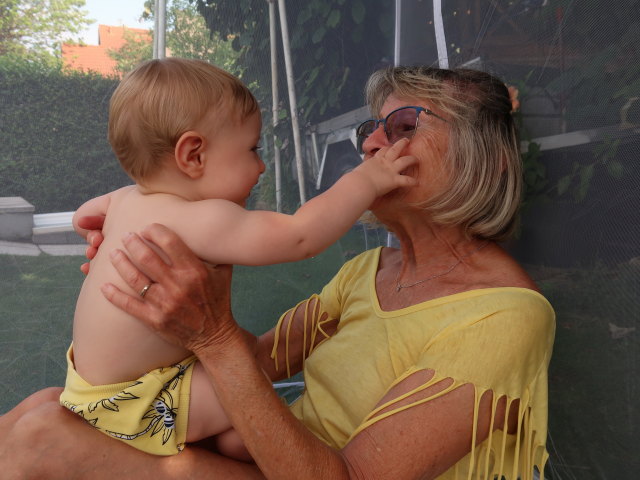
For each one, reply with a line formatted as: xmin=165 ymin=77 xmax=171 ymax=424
xmin=395 ymin=242 xmax=489 ymax=292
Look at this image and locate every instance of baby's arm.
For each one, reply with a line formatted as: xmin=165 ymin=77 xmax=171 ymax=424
xmin=178 ymin=139 xmax=416 ymax=266
xmin=72 ymin=186 xmax=132 ymax=238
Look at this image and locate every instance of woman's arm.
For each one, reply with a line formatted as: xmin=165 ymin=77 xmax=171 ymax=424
xmin=258 ymin=296 xmax=337 ymax=381
xmin=102 ymin=224 xmax=508 ymax=480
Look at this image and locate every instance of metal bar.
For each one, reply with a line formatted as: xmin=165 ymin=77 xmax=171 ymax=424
xmin=155 ymin=0 xmax=167 ymax=59
xmin=267 ymin=0 xmax=283 ymax=212
xmin=277 ymin=0 xmax=306 ymax=204
xmin=310 ymin=131 xmax=320 ymax=176
xmin=433 ymin=0 xmax=449 ymax=68
xmin=153 ymin=0 xmax=159 ymax=58
xmin=394 ymin=0 xmax=402 ymax=65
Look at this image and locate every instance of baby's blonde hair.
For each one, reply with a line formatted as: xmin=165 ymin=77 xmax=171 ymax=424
xmin=108 ymin=58 xmax=259 ymax=181
xmin=365 ymin=66 xmax=522 ymax=241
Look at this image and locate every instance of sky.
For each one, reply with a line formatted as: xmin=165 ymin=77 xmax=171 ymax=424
xmin=80 ymin=0 xmax=153 ymax=44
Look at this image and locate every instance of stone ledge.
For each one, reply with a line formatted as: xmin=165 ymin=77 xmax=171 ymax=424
xmin=0 ymin=197 xmax=35 ymax=213
xmin=0 ymin=197 xmax=35 ymax=241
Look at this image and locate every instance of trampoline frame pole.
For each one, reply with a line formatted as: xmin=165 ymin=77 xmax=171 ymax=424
xmin=153 ymin=0 xmax=167 ymax=59
xmin=277 ymin=0 xmax=307 ymax=205
xmin=267 ymin=0 xmax=283 ymax=212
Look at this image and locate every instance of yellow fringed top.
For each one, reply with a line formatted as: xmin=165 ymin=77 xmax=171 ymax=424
xmin=271 ymin=247 xmax=555 ymax=480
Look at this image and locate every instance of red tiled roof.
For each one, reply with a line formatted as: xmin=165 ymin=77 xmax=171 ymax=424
xmin=62 ymin=25 xmax=152 ymax=76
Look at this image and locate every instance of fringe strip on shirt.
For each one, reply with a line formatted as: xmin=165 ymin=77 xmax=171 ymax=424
xmin=348 ymin=370 xmax=549 ymax=480
xmin=270 ymin=297 xmax=548 ymax=480
xmin=270 ymin=294 xmax=334 ymax=378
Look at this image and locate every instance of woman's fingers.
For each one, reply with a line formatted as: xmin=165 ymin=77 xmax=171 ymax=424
xmin=101 ymin=282 xmax=159 ymax=329
xmin=103 ymin=248 xmax=170 ymax=339
xmin=104 ymin=223 xmax=241 ymax=353
xmin=109 ymin=248 xmax=154 ymax=295
xmin=119 ymin=229 xmax=174 ymax=282
xmin=138 ymin=223 xmax=202 ymax=268
xmin=121 ymin=225 xmax=209 ymax=299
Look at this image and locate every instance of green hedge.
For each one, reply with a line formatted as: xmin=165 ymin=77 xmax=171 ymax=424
xmin=0 ymin=57 xmax=131 ymax=213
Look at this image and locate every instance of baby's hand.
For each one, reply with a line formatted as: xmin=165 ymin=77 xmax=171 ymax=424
xmin=351 ymin=138 xmax=418 ymax=197
xmin=77 ymin=215 xmax=105 ymax=275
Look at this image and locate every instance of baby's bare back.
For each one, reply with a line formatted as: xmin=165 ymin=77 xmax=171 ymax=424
xmin=72 ymin=188 xmax=194 ymax=386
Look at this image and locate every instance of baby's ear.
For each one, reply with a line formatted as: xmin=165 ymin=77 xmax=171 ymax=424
xmin=175 ymin=131 xmax=205 ymax=178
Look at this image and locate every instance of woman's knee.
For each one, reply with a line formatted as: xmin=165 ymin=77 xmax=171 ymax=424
xmin=1 ymin=401 xmax=77 ymax=478
xmin=12 ymin=400 xmax=64 ymax=441
xmin=0 ymin=387 xmax=62 ymax=430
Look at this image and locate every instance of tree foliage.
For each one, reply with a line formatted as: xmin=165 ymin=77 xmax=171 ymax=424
xmin=193 ymin=0 xmax=393 ymax=124
xmin=0 ymin=56 xmax=128 ymax=212
xmin=109 ymin=27 xmax=153 ymax=76
xmin=110 ymin=0 xmax=241 ymax=77
xmin=0 ymin=0 xmax=91 ymax=64
xmin=189 ymin=0 xmax=393 ymax=211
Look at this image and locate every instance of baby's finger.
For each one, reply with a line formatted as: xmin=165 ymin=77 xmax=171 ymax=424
xmin=387 ymin=138 xmax=411 ymax=157
xmin=77 ymin=215 xmax=105 ymax=232
xmin=395 ymin=174 xmax=419 ymax=186
xmin=393 ymin=155 xmax=418 ymax=172
xmin=87 ymin=230 xmax=104 ymax=248
xmin=85 ymin=245 xmax=98 ymax=261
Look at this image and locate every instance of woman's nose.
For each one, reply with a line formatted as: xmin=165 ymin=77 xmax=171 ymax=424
xmin=361 ymin=124 xmax=389 ymax=156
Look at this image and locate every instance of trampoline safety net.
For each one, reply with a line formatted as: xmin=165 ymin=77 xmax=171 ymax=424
xmin=0 ymin=1 xmax=638 ymax=478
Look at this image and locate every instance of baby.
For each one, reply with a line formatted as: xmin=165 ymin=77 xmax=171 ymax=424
xmin=60 ymin=58 xmax=415 ymax=457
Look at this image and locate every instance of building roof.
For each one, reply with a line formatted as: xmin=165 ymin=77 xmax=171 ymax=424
xmin=62 ymin=25 xmax=151 ymax=76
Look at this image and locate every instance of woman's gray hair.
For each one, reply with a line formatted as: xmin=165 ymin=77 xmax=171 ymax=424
xmin=365 ymin=66 xmax=522 ymax=241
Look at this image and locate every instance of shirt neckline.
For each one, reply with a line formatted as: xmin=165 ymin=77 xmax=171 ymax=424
xmin=367 ymin=246 xmax=551 ymax=317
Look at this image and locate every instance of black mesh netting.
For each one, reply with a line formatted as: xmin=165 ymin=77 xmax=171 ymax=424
xmin=1 ymin=1 xmax=638 ymax=478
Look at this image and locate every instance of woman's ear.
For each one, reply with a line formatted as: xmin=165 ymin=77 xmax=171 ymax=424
xmin=175 ymin=131 xmax=206 ymax=178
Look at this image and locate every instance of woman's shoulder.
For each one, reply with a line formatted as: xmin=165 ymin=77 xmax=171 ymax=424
xmin=466 ymin=286 xmax=554 ymax=315
xmin=465 ymin=243 xmax=540 ymax=291
xmin=322 ymin=247 xmax=382 ymax=294
xmin=339 ymin=247 xmax=383 ymax=272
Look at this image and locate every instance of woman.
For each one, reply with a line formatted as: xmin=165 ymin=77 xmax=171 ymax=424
xmin=0 ymin=66 xmax=554 ymax=479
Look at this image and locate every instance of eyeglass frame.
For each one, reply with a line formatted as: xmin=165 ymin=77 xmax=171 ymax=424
xmin=355 ymin=105 xmax=448 ymax=154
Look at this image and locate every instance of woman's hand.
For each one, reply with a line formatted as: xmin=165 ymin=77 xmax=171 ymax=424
xmin=101 ymin=223 xmax=240 ymax=355
xmin=77 ymin=215 xmax=105 ymax=275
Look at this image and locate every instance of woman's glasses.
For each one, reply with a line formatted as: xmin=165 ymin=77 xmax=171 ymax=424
xmin=355 ymin=106 xmax=447 ymax=154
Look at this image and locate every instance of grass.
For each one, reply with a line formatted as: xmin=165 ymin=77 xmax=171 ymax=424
xmin=0 ymin=254 xmax=79 ymax=413
xmin=0 ymin=226 xmax=385 ymax=413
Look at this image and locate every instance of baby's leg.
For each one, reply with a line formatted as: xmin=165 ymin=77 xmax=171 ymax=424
xmin=186 ymin=361 xmax=233 ymax=442
xmin=186 ymin=361 xmax=252 ymax=461
xmin=215 ymin=428 xmax=254 ymax=462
